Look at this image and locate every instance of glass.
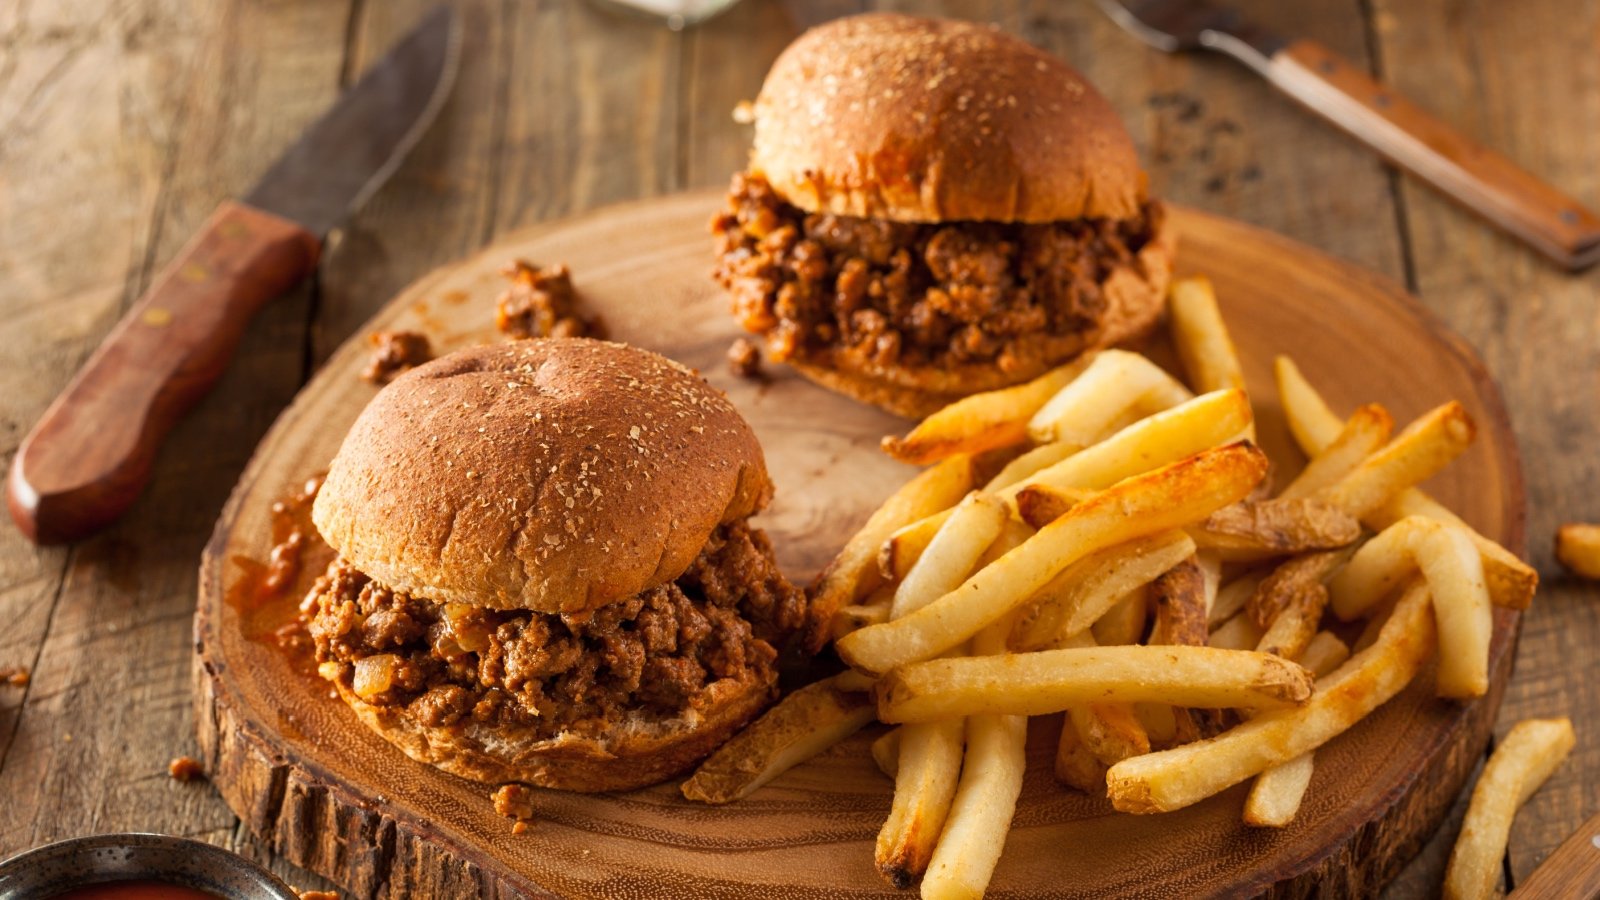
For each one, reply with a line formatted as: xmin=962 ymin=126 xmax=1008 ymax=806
xmin=586 ymin=0 xmax=744 ymax=30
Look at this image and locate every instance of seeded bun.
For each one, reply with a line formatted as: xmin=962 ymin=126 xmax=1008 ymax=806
xmin=331 ymin=668 xmax=774 ymax=792
xmin=750 ymin=13 xmax=1148 ymax=224
xmin=312 ymin=338 xmax=773 ymax=614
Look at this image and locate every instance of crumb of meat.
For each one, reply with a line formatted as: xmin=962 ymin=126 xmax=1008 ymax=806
xmin=1 ymin=666 xmax=28 ymax=687
xmin=304 ymin=521 xmax=803 ymax=740
xmin=726 ymin=337 xmax=764 ymax=380
xmin=362 ymin=330 xmax=433 ymax=384
xmin=711 ymin=171 xmax=1162 ymax=374
xmin=496 ymin=261 xmax=607 ymax=340
xmin=494 ymin=784 xmax=535 ymax=833
xmin=168 ymin=756 xmax=205 ymax=782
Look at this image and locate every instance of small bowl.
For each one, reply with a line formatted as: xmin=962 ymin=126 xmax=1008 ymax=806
xmin=0 ymin=834 xmax=299 ymax=900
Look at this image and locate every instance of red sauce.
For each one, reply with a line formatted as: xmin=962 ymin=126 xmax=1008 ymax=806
xmin=50 ymin=881 xmax=224 ymax=900
xmin=225 ymin=474 xmax=334 ymax=676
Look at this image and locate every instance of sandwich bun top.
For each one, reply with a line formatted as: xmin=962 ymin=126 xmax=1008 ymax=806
xmin=312 ymin=338 xmax=773 ymax=614
xmin=750 ymin=13 xmax=1147 ymax=224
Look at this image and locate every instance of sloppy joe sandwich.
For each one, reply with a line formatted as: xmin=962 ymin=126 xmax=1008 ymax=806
xmin=302 ymin=338 xmax=805 ymax=792
xmin=713 ymin=13 xmax=1175 ymax=417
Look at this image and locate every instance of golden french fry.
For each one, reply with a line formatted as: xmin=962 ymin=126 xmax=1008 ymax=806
xmin=1279 ymin=403 xmax=1394 ymax=499
xmin=1052 ymin=632 xmax=1151 ymax=767
xmin=1249 ymin=550 xmax=1347 ymax=630
xmin=973 ymin=518 xmax=1033 ymax=571
xmin=1330 ymin=516 xmax=1492 ymax=698
xmin=807 ymin=454 xmax=975 ymax=652
xmin=1244 ymin=752 xmax=1315 ymax=828
xmin=920 ymin=711 xmax=1027 ymax=900
xmin=1106 ymin=582 xmax=1435 ymax=814
xmin=1193 ymin=497 xmax=1361 ymax=558
xmin=983 ymin=441 xmax=1079 ymax=492
xmin=1135 ymin=703 xmax=1179 ymax=748
xmin=1028 ymin=350 xmax=1192 ymax=445
xmin=681 ymin=676 xmax=875 ymax=804
xmin=1209 ymin=610 xmax=1265 ymax=651
xmin=1022 ymin=389 xmax=1254 ymax=499
xmin=1443 ymin=717 xmax=1576 ymax=900
xmin=1169 ymin=275 xmax=1247 ymax=394
xmin=1314 ymin=402 xmax=1476 ymax=519
xmin=1055 ymin=715 xmax=1110 ymax=792
xmin=882 ymin=360 xmax=1088 ymax=464
xmin=1014 ymin=483 xmax=1088 ymax=529
xmin=875 ymin=718 xmax=964 ymax=888
xmin=876 ymin=646 xmax=1313 ymax=723
xmin=1093 ymin=590 xmax=1150 ymax=648
xmin=1211 ymin=571 xmax=1266 ymax=625
xmin=1149 ymin=556 xmax=1210 ymax=648
xmin=1275 ymin=355 xmax=1536 ymax=611
xmin=1298 ymin=631 xmax=1352 ymax=677
xmin=1255 ymin=582 xmax=1329 ymax=662
xmin=830 ymin=591 xmax=893 ymax=643
xmin=1010 ymin=530 xmax=1195 ymax=651
xmin=891 ymin=491 xmax=1009 ymax=620
xmin=1555 ymin=522 xmax=1600 ymax=579
xmin=871 ymin=727 xmax=901 ymax=780
xmin=838 ymin=444 xmax=1269 ymax=675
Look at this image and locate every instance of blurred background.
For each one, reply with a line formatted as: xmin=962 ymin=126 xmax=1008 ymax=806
xmin=0 ymin=0 xmax=1595 ymax=895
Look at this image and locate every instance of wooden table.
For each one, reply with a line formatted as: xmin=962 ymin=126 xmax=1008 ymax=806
xmin=0 ymin=1 xmax=1594 ymax=896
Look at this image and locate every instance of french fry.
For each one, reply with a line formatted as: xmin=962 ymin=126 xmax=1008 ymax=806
xmin=875 ymin=718 xmax=964 ymax=888
xmin=1055 ymin=715 xmax=1110 ymax=791
xmin=1148 ymin=556 xmax=1210 ymax=648
xmin=891 ymin=491 xmax=1009 ymax=619
xmin=1014 ymin=483 xmax=1089 ymax=529
xmin=871 ymin=727 xmax=901 ymax=779
xmin=1192 ymin=497 xmax=1360 ymax=558
xmin=973 ymin=518 xmax=1033 ymax=571
xmin=876 ymin=646 xmax=1313 ymax=723
xmin=1254 ymin=581 xmax=1329 ymax=663
xmin=882 ymin=360 xmax=1087 ymax=464
xmin=838 ymin=444 xmax=1268 ymax=675
xmin=920 ymin=710 xmax=1027 ymax=900
xmin=983 ymin=441 xmax=1079 ymax=492
xmin=1054 ymin=633 xmax=1151 ymax=767
xmin=1249 ymin=550 xmax=1347 ymax=630
xmin=1314 ymin=402 xmax=1476 ymax=519
xmin=829 ymin=585 xmax=894 ymax=643
xmin=1330 ymin=516 xmax=1492 ymax=698
xmin=1244 ymin=752 xmax=1315 ymax=828
xmin=1276 ymin=355 xmax=1535 ymax=610
xmin=1135 ymin=703 xmax=1179 ymax=748
xmin=682 ymin=675 xmax=876 ymax=804
xmin=1443 ymin=717 xmax=1576 ymax=900
xmin=1169 ymin=275 xmax=1246 ymax=394
xmin=807 ymin=454 xmax=975 ymax=652
xmin=1092 ymin=590 xmax=1150 ymax=648
xmin=1209 ymin=611 xmax=1265 ymax=651
xmin=1106 ymin=582 xmax=1435 ymax=814
xmin=1028 ymin=350 xmax=1192 ymax=445
xmin=1010 ymin=531 xmax=1195 ymax=651
xmin=1211 ymin=571 xmax=1265 ymax=625
xmin=1555 ymin=522 xmax=1600 ymax=579
xmin=1298 ymin=631 xmax=1352 ymax=677
xmin=1279 ymin=403 xmax=1394 ymax=500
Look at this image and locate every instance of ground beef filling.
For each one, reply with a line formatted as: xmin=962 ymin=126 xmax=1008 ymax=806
xmin=304 ymin=522 xmax=803 ymax=740
xmin=712 ymin=172 xmax=1164 ymax=374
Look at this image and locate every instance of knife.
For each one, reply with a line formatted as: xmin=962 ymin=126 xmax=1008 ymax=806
xmin=1097 ymin=0 xmax=1600 ymax=271
xmin=6 ymin=6 xmax=460 ymax=545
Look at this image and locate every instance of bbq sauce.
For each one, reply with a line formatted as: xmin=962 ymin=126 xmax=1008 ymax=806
xmin=49 ymin=881 xmax=225 ymax=900
xmin=224 ymin=474 xmax=332 ymax=675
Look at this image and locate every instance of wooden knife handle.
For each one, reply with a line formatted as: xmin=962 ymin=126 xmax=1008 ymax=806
xmin=1265 ymin=39 xmax=1600 ymax=270
xmin=1508 ymin=810 xmax=1600 ymax=899
xmin=6 ymin=201 xmax=319 ymax=544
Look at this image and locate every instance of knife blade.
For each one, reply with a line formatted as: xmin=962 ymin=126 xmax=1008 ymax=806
xmin=1097 ymin=0 xmax=1600 ymax=270
xmin=6 ymin=6 xmax=461 ymax=545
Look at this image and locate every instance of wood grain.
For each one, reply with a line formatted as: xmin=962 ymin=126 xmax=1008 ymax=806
xmin=197 ymin=193 xmax=1523 ymax=899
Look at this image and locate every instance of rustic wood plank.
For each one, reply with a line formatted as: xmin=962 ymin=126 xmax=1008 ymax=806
xmin=1367 ymin=0 xmax=1600 ymax=886
xmin=0 ymin=4 xmax=349 ymax=889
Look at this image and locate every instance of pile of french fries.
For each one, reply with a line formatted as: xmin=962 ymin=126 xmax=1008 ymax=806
xmin=681 ymin=275 xmax=1551 ymax=899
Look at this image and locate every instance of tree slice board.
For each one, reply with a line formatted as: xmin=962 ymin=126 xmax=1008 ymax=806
xmin=195 ymin=190 xmax=1525 ymax=899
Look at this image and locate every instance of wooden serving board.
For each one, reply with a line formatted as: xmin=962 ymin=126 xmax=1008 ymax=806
xmin=195 ymin=190 xmax=1525 ymax=899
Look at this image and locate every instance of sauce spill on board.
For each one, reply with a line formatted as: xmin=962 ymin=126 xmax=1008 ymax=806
xmin=224 ymin=474 xmax=332 ymax=676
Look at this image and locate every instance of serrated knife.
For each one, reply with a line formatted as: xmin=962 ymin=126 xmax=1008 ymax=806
xmin=7 ymin=5 xmax=461 ymax=545
xmin=1097 ymin=0 xmax=1600 ymax=270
